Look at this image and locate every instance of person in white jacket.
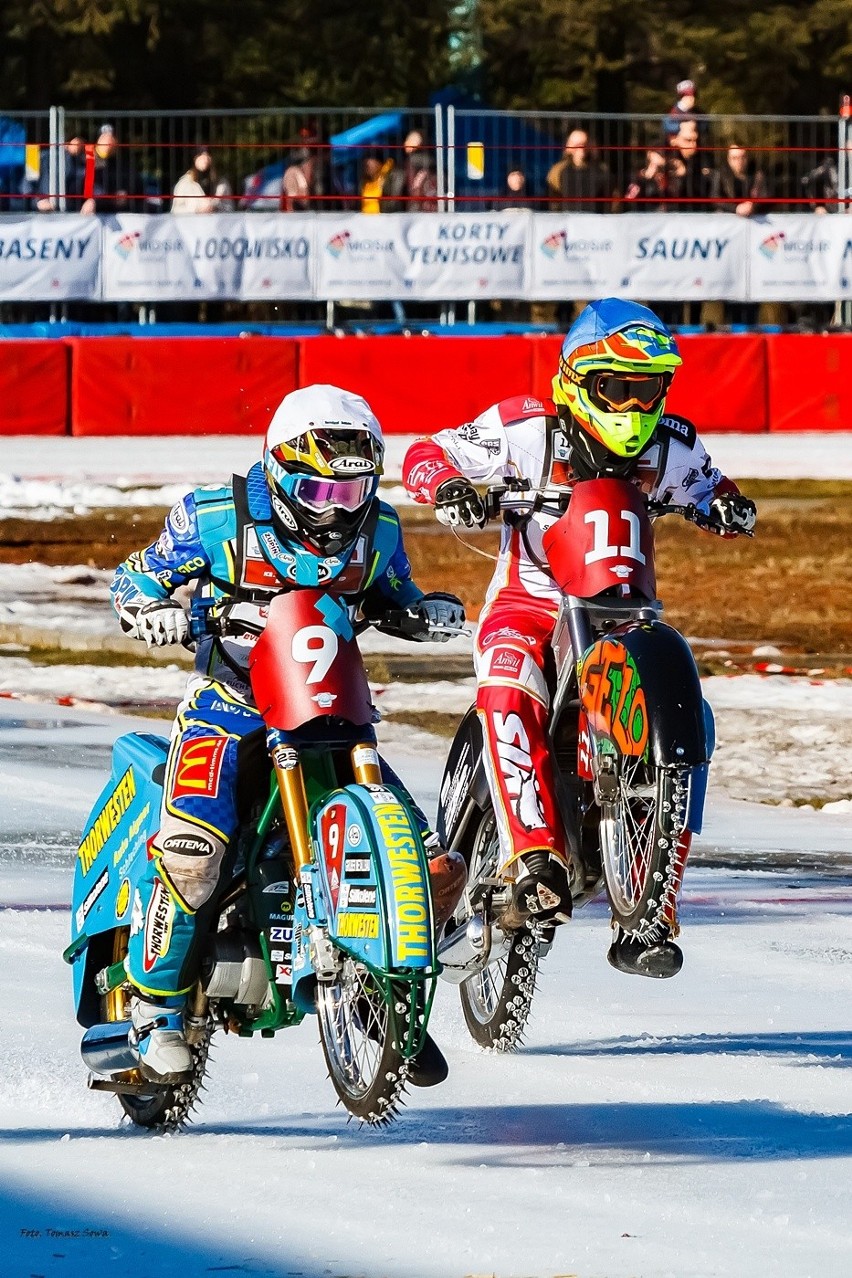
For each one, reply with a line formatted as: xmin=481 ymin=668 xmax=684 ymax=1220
xmin=403 ymin=298 xmax=756 ymax=974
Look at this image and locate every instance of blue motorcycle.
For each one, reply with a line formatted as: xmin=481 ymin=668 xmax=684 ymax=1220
xmin=65 ymin=590 xmax=441 ymax=1127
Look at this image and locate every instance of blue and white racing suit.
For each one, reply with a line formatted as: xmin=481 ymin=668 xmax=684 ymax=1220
xmin=111 ymin=461 xmax=424 ymax=997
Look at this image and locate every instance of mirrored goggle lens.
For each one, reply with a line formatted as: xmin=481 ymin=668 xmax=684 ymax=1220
xmin=591 ymin=373 xmax=667 ymax=412
xmin=293 ymin=476 xmax=372 ymax=511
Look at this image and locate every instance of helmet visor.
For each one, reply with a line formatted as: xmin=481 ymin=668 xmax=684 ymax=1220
xmin=271 ymin=428 xmax=383 ymax=476
xmin=292 ymin=475 xmax=374 ymax=512
xmin=588 ymin=372 xmax=670 ymax=414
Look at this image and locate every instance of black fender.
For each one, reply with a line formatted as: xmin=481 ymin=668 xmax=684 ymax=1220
xmin=436 ymin=705 xmax=491 ymax=851
xmin=580 ymin=621 xmax=708 ymax=767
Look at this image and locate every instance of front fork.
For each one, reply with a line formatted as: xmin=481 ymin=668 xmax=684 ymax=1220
xmin=267 ymin=730 xmax=383 ymax=873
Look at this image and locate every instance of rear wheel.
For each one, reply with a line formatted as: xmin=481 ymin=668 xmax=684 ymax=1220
xmin=599 ymin=762 xmax=692 ymax=940
xmin=316 ymin=957 xmax=413 ymax=1125
xmin=458 ymin=810 xmax=541 ymax=1052
xmin=100 ymin=928 xmax=212 ymax=1131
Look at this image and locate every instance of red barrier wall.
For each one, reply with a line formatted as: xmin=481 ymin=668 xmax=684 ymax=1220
xmin=0 ymin=341 xmax=68 ymax=435
xmin=3 ymin=331 xmax=850 ymax=437
xmin=69 ymin=337 xmax=299 ymax=435
xmin=529 ymin=333 xmax=768 ymax=433
xmin=766 ymin=334 xmax=852 ymax=431
xmin=298 ymin=335 xmax=538 ymax=434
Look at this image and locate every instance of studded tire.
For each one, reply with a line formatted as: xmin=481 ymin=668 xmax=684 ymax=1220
xmin=100 ymin=928 xmax=212 ymax=1132
xmin=599 ymin=762 xmax=692 ymax=941
xmin=456 ymin=809 xmax=541 ymax=1052
xmin=317 ymin=958 xmax=414 ymax=1125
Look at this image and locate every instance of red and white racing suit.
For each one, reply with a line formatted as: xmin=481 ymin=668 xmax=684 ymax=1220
xmin=403 ymin=394 xmax=739 ymax=873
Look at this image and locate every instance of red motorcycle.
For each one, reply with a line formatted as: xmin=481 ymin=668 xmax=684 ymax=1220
xmin=435 ymin=476 xmax=714 ymax=1049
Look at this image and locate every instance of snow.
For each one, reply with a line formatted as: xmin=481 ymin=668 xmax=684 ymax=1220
xmin=0 ymin=702 xmax=850 ymax=1278
xmin=0 ymin=431 xmax=850 ymax=1275
xmin=2 ymin=432 xmax=851 ymax=518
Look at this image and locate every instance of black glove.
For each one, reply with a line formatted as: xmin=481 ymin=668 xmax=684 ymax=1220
xmin=434 ymin=478 xmax=487 ymax=529
xmin=696 ymin=493 xmax=757 ymax=536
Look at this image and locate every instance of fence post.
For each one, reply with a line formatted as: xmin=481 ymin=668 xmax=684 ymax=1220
xmin=447 ymin=105 xmax=456 ymax=212
xmin=840 ymin=95 xmax=851 ymax=326
xmin=48 ymin=105 xmax=65 ymax=211
xmin=434 ymin=102 xmax=445 ymax=213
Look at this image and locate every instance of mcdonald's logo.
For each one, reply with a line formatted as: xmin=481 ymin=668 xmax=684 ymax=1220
xmin=171 ymin=735 xmax=227 ymax=800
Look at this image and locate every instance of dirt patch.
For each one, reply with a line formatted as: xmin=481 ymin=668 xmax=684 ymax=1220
xmin=3 ymin=480 xmax=851 ymax=653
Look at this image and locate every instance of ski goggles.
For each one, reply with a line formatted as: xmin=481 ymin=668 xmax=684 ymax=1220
xmin=291 ymin=474 xmax=375 ymax=512
xmin=586 ymin=372 xmax=671 ymax=414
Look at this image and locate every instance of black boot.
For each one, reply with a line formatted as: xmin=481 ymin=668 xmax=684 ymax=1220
xmin=607 ymin=925 xmax=683 ymax=979
xmin=407 ymin=1031 xmax=448 ymax=1088
xmin=499 ymin=850 xmax=573 ymax=932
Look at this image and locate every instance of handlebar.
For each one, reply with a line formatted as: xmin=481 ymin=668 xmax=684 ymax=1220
xmin=482 ymin=483 xmax=750 ymax=535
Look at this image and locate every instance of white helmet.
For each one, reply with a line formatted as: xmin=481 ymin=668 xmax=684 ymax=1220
xmin=262 ymin=385 xmax=385 ymax=553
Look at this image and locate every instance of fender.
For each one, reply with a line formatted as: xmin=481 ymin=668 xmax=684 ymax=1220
xmin=578 ymin=621 xmax=708 ymax=768
xmin=292 ymin=783 xmax=435 ymax=1011
xmin=435 ymin=706 xmax=491 ymax=850
xmin=67 ymin=732 xmax=167 ymax=1024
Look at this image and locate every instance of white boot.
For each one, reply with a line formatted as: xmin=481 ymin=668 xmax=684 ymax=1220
xmin=130 ymin=995 xmax=192 ymax=1082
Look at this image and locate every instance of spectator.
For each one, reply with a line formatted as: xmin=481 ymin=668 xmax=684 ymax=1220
xmin=556 ymin=130 xmax=612 ymax=211
xmin=495 ymin=167 xmax=534 ymax=210
xmin=546 ymin=134 xmax=573 ymax=207
xmin=712 ymin=141 xmax=767 ymax=216
xmin=34 ymin=135 xmax=95 ymax=214
xmin=171 ymin=147 xmax=231 ymax=213
xmin=663 ymin=79 xmax=702 ymax=140
xmin=360 ymin=151 xmax=393 ymax=213
xmin=382 ymin=131 xmax=438 ymax=211
xmin=802 ymin=154 xmax=840 ymax=213
xmin=665 ymin=118 xmax=715 ymax=209
xmin=280 ymin=145 xmax=315 ymax=211
xmin=623 ymin=149 xmax=667 ymax=212
xmin=92 ymin=123 xmax=142 ymax=212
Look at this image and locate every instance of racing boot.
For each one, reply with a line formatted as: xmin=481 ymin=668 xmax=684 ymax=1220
xmin=424 ymin=834 xmax=468 ymax=934
xmin=606 ymin=925 xmax=684 ymax=979
xmin=129 ymin=993 xmax=192 ymax=1083
xmin=498 ymin=849 xmax=573 ymax=932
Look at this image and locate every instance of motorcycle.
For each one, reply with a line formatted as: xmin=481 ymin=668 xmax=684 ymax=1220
xmin=434 ymin=475 xmax=716 ymax=1050
xmin=65 ymin=589 xmax=452 ymax=1128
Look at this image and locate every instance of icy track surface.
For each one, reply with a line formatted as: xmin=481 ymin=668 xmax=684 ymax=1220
xmin=2 ymin=432 xmax=852 ymax=516
xmin=0 ymin=702 xmax=850 ymax=1278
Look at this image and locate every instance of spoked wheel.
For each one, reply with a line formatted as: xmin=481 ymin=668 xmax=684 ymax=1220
xmin=599 ymin=761 xmax=692 ymax=941
xmin=100 ymin=928 xmax=213 ymax=1132
xmin=316 ymin=957 xmax=411 ymax=1125
xmin=458 ymin=810 xmax=542 ymax=1052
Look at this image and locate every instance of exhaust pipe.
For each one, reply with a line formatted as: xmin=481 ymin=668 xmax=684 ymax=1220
xmin=437 ymin=914 xmax=510 ymax=983
xmin=81 ymin=1021 xmax=139 ymax=1077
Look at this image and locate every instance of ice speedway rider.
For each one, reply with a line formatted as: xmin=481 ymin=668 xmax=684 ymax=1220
xmin=403 ymin=298 xmax=757 ymax=976
xmin=111 ymin=385 xmax=467 ymax=1084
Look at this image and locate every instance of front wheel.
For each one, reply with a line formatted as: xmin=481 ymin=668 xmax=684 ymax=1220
xmin=599 ymin=762 xmax=693 ymax=940
xmin=457 ymin=810 xmax=542 ymax=1052
xmin=316 ymin=958 xmax=414 ymax=1124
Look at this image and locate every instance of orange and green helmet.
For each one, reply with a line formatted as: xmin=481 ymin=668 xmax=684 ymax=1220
xmin=553 ymin=299 xmax=683 ymax=459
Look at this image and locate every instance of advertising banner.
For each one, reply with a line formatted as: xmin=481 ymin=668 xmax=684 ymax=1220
xmin=531 ymin=215 xmax=622 ymax=299
xmin=0 ymin=215 xmax=100 ymax=299
xmin=613 ymin=214 xmax=750 ymax=301
xmin=7 ymin=210 xmax=852 ymax=303
xmin=747 ymin=215 xmax=850 ymax=301
xmin=316 ymin=212 xmax=529 ymax=300
xmin=101 ymin=214 xmax=314 ymax=301
xmin=402 ymin=212 xmax=529 ymax=299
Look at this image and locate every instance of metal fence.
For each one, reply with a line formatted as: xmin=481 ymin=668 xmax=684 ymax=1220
xmin=0 ymin=103 xmax=849 ymax=214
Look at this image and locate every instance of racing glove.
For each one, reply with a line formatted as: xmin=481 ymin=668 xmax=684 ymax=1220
xmin=434 ymin=478 xmax=487 ymax=529
xmin=136 ymin=599 xmax=190 ymax=648
xmin=413 ymin=592 xmax=466 ymax=643
xmin=696 ymin=493 xmax=757 ymax=536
